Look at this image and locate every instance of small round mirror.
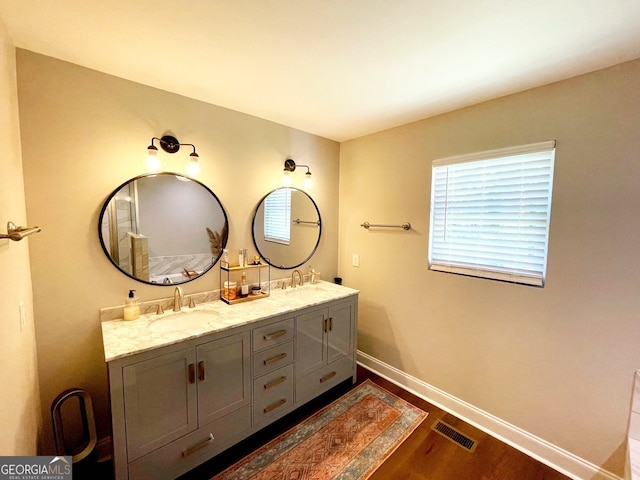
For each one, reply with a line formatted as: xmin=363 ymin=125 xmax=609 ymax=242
xmin=99 ymin=173 xmax=228 ymax=285
xmin=251 ymin=187 xmax=321 ymax=269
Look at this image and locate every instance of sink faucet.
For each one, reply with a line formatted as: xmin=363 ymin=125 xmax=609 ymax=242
xmin=173 ymin=286 xmax=184 ymax=312
xmin=291 ymin=269 xmax=303 ymax=288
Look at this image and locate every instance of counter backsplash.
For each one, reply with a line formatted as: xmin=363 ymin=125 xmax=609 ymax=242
xmin=100 ymin=274 xmax=318 ymax=322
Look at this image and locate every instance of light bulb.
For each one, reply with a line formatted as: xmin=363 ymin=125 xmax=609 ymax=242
xmin=186 ymin=154 xmax=200 ymax=177
xmin=282 ymin=170 xmax=292 ymax=186
xmin=146 ymin=146 xmax=161 ymax=172
xmin=303 ymin=172 xmax=313 ymax=189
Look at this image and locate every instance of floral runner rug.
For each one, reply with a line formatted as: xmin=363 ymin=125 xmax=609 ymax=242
xmin=211 ymin=379 xmax=427 ymax=480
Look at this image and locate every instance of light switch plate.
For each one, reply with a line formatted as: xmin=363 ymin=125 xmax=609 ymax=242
xmin=352 ymin=254 xmax=360 ymax=267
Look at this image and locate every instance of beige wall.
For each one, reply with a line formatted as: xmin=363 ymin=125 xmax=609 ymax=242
xmin=16 ymin=50 xmax=340 ymax=453
xmin=0 ymin=24 xmax=42 ymax=455
xmin=339 ymin=59 xmax=640 ymax=475
xmin=12 ymin=41 xmax=640 ymax=475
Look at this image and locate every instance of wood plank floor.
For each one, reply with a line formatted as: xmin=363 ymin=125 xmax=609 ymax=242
xmin=90 ymin=365 xmax=571 ymax=479
xmin=355 ymin=368 xmax=569 ymax=480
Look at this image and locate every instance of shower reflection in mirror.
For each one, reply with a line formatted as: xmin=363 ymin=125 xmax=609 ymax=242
xmin=99 ymin=173 xmax=228 ymax=285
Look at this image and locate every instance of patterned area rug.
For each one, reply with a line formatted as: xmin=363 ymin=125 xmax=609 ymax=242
xmin=211 ymin=380 xmax=427 ymax=480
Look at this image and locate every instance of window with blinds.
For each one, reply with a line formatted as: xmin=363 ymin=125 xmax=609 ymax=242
xmin=428 ymin=141 xmax=555 ymax=287
xmin=264 ymin=187 xmax=291 ymax=245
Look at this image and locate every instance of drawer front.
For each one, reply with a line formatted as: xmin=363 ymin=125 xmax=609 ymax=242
xmin=252 ymin=317 xmax=295 ymax=352
xmin=253 ymin=341 xmax=294 ymax=377
xmin=295 ymin=355 xmax=354 ymax=406
xmin=128 ymin=406 xmax=251 ymax=480
xmin=253 ymin=364 xmax=294 ymax=425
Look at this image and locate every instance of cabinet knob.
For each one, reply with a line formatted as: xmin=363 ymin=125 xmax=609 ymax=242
xmin=323 ymin=317 xmax=333 ymax=332
xmin=264 ymin=376 xmax=287 ymax=390
xmin=264 ymin=352 xmax=287 ymax=365
xmin=263 ymin=329 xmax=287 ymax=341
xmin=264 ymin=398 xmax=287 ymax=413
xmin=320 ymin=371 xmax=337 ymax=383
xmin=181 ymin=433 xmax=214 ymax=457
xmin=198 ymin=361 xmax=205 ymax=382
xmin=188 ymin=363 xmax=195 ymax=384
xmin=263 ymin=376 xmax=287 ymax=390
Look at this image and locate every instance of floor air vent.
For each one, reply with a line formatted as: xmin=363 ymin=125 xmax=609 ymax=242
xmin=431 ymin=420 xmax=477 ymax=452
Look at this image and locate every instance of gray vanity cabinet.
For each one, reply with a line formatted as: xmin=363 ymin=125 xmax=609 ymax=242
xmin=122 ymin=348 xmax=198 ymax=461
xmin=196 ymin=332 xmax=251 ymax=425
xmin=110 ymin=330 xmax=251 ymax=480
xmin=295 ymin=299 xmax=356 ymax=403
xmin=295 ymin=307 xmax=327 ymax=377
xmin=106 ymin=292 xmax=358 ymax=480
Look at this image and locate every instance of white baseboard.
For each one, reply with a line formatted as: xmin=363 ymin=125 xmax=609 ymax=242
xmin=357 ymin=350 xmax=621 ymax=480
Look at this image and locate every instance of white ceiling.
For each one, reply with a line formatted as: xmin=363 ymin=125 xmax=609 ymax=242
xmin=1 ymin=1 xmax=639 ymax=141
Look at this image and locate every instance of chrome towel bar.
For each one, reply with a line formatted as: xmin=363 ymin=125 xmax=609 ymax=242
xmin=361 ymin=221 xmax=411 ymax=231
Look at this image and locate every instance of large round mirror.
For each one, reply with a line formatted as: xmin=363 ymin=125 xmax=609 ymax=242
xmin=252 ymin=187 xmax=321 ymax=269
xmin=99 ymin=173 xmax=228 ymax=285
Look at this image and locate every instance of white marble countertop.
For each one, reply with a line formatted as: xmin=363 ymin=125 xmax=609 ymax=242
xmin=101 ymin=281 xmax=358 ymax=362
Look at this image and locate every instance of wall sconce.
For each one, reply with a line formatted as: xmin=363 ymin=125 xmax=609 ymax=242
xmin=146 ymin=135 xmax=200 ymax=176
xmin=282 ymin=158 xmax=313 ymax=188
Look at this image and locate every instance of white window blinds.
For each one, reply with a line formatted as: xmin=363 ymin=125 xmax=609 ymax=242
xmin=264 ymin=187 xmax=291 ymax=245
xmin=428 ymin=141 xmax=555 ymax=287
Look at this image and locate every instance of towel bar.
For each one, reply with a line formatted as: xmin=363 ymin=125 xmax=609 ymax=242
xmin=0 ymin=221 xmax=41 ymax=241
xmin=360 ymin=221 xmax=411 ymax=231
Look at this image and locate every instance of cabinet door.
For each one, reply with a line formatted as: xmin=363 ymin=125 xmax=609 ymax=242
xmin=196 ymin=331 xmax=251 ymax=426
xmin=123 ymin=348 xmax=197 ymax=461
xmin=327 ymin=301 xmax=355 ymax=364
xmin=295 ymin=308 xmax=327 ymax=379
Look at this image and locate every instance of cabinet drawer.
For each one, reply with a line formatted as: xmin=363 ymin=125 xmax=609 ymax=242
xmin=253 ymin=364 xmax=294 ymax=425
xmin=253 ymin=341 xmax=294 ymax=377
xmin=295 ymin=355 xmax=354 ymax=406
xmin=128 ymin=406 xmax=251 ymax=480
xmin=252 ymin=317 xmax=294 ymax=351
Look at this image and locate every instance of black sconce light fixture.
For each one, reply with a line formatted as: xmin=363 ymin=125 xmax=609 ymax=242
xmin=282 ymin=158 xmax=312 ymax=188
xmin=146 ymin=135 xmax=200 ymax=176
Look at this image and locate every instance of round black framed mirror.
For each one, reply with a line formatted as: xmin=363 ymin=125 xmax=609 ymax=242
xmin=98 ymin=173 xmax=228 ymax=285
xmin=251 ymin=187 xmax=321 ymax=269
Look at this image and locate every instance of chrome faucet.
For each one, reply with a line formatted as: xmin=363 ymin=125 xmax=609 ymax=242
xmin=291 ymin=269 xmax=303 ymax=288
xmin=173 ymin=286 xmax=184 ymax=312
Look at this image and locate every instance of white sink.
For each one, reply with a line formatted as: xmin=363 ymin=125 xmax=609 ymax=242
xmin=282 ymin=284 xmax=328 ymax=299
xmin=283 ymin=283 xmax=320 ymax=295
xmin=148 ymin=310 xmax=218 ymax=333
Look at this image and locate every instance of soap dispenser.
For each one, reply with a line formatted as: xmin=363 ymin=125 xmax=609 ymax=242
xmin=124 ymin=290 xmax=140 ymax=321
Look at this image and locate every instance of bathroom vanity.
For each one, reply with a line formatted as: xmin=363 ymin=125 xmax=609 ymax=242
xmin=101 ymin=282 xmax=358 ymax=480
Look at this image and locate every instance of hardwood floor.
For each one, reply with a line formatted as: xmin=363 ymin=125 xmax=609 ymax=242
xmin=89 ymin=365 xmax=571 ymax=479
xmin=357 ymin=368 xmax=569 ymax=480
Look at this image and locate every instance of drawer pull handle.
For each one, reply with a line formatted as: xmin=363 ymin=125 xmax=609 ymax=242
xmin=263 ymin=329 xmax=287 ymax=341
xmin=329 ymin=317 xmax=333 ymax=331
xmin=264 ymin=352 xmax=287 ymax=365
xmin=320 ymin=371 xmax=337 ymax=383
xmin=182 ymin=433 xmax=214 ymax=457
xmin=188 ymin=363 xmax=195 ymax=384
xmin=264 ymin=376 xmax=287 ymax=390
xmin=264 ymin=398 xmax=286 ymax=413
xmin=198 ymin=361 xmax=205 ymax=382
